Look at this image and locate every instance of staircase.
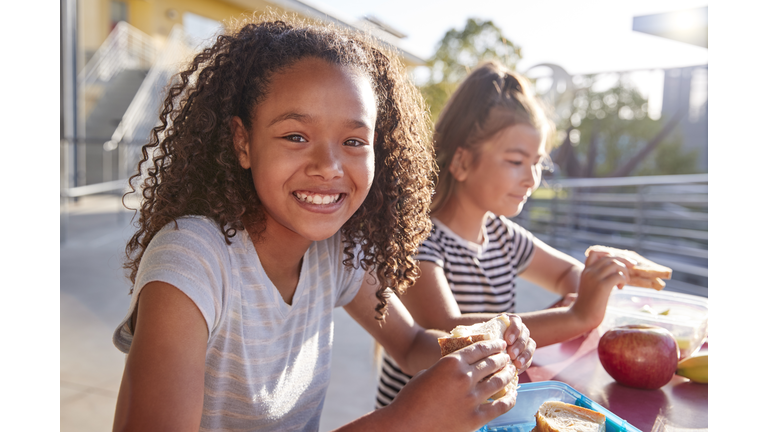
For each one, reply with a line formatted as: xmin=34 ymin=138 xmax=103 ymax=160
xmin=77 ymin=21 xmax=157 ymax=186
xmin=84 ymin=68 xmax=147 ymax=184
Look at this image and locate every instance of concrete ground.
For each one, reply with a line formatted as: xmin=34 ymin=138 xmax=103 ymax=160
xmin=60 ymin=194 xmax=558 ymax=432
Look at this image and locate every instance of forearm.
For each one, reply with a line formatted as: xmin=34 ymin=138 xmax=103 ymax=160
xmin=398 ymin=328 xmax=447 ymax=375
xmin=517 ymin=307 xmax=599 ymax=348
xmin=520 ymin=239 xmax=584 ymax=297
xmin=552 ymin=265 xmax=582 ymax=296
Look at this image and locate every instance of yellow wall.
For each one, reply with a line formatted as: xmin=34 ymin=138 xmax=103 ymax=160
xmin=79 ymin=0 xmax=260 ymax=59
xmin=143 ymin=0 xmax=250 ymax=38
xmin=78 ymin=0 xmax=420 ymax=68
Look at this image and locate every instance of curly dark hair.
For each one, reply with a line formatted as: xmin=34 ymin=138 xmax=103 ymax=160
xmin=123 ymin=13 xmax=435 ymax=319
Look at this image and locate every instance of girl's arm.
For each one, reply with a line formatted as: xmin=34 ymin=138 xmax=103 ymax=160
xmin=343 ymin=272 xmax=445 ymax=375
xmin=402 ymin=241 xmax=631 ymax=349
xmin=340 ymin=273 xmax=517 ymax=432
xmin=399 ymin=262 xmax=535 ymax=371
xmin=515 ymin=247 xmax=632 ymax=346
xmin=517 ymin=237 xmax=584 ymax=297
xmin=112 ymin=281 xmax=208 ymax=432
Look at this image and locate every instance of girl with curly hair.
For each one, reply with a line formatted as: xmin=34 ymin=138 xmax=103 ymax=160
xmin=375 ymin=61 xmax=634 ymax=408
xmin=111 ymin=15 xmax=525 ymax=432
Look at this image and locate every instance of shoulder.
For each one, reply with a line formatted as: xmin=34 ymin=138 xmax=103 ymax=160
xmin=315 ymin=231 xmax=367 ymax=306
xmin=311 ymin=231 xmax=365 ymax=271
xmin=152 ymin=216 xmax=230 ymax=248
xmin=162 ymin=216 xmax=224 ymax=237
xmin=424 ymin=218 xmax=448 ymax=244
xmin=141 ymin=216 xmax=235 ymax=275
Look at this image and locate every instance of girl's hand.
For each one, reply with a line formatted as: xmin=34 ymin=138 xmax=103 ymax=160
xmin=569 ymin=251 xmax=633 ymax=329
xmin=388 ymin=339 xmax=517 ymax=432
xmin=503 ymin=314 xmax=535 ymax=374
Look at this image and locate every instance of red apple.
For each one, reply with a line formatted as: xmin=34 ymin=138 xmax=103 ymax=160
xmin=597 ymin=324 xmax=679 ymax=390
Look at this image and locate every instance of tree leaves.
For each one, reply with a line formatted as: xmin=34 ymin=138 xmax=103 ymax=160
xmin=420 ymin=18 xmax=521 ymax=123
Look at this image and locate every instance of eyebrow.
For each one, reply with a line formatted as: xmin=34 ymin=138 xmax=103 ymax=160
xmin=268 ymin=111 xmax=372 ymax=130
xmin=504 ymin=148 xmax=547 ymax=160
xmin=504 ymin=148 xmax=531 ymax=157
xmin=268 ymin=112 xmax=314 ymax=127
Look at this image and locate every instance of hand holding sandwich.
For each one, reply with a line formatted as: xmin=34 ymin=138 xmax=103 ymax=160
xmin=385 ymin=339 xmax=518 ymax=432
xmin=501 ymin=313 xmax=535 ymax=374
xmin=515 ymin=249 xmax=635 ymax=347
xmin=568 ymin=249 xmax=635 ymax=330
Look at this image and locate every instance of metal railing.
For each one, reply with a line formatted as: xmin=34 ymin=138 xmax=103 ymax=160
xmin=79 ymin=21 xmax=158 ymax=88
xmin=62 ymin=25 xmax=196 ymax=243
xmin=515 ymin=173 xmax=708 ymax=297
xmin=108 ymin=24 xmax=196 ymax=182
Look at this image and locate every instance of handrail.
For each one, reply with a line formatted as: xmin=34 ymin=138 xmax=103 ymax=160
xmin=61 ymin=179 xmax=130 ymax=198
xmin=63 ymin=26 xmax=194 ymax=202
xmin=79 ymin=21 xmax=158 ymax=87
xmin=110 ymin=25 xmax=193 ymax=147
xmin=111 ymin=25 xmax=195 ymax=182
xmin=516 ymin=173 xmax=708 ymax=297
xmin=544 ymin=173 xmax=708 ymax=188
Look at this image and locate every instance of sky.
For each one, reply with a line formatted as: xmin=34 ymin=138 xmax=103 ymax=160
xmin=312 ymin=0 xmax=709 ymax=75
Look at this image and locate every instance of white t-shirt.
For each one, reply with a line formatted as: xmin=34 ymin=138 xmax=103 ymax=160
xmin=376 ymin=214 xmax=535 ymax=408
xmin=113 ymin=216 xmax=366 ymax=431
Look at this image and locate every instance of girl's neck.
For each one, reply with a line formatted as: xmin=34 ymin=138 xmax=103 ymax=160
xmin=245 ymin=214 xmax=312 ymax=305
xmin=430 ymin=197 xmax=489 ymax=245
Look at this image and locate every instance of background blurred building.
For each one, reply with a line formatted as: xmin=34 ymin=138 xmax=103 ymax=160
xmin=61 ymin=0 xmax=424 ymax=193
xmin=635 ymin=6 xmax=708 ymax=172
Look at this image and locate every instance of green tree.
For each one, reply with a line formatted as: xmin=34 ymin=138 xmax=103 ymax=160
xmin=420 ymin=21 xmax=699 ymax=177
xmin=419 ymin=18 xmax=522 ymax=123
xmin=552 ymin=75 xmax=698 ymax=177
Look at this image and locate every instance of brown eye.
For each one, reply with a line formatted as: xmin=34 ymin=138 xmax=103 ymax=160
xmin=344 ymin=139 xmax=366 ymax=147
xmin=284 ymin=134 xmax=307 ymax=143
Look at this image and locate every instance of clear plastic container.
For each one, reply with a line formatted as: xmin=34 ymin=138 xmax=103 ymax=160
xmin=598 ymin=286 xmax=708 ymax=359
xmin=478 ymin=381 xmax=641 ymax=432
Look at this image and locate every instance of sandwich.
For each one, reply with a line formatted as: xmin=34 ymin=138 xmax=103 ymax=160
xmin=436 ymin=315 xmax=518 ymax=400
xmin=532 ymin=401 xmax=606 ymax=432
xmin=585 ymin=245 xmax=672 ymax=290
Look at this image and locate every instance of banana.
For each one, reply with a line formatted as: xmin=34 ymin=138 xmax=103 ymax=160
xmin=676 ymin=354 xmax=708 ymax=383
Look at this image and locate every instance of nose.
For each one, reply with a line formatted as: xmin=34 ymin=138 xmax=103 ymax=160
xmin=521 ymin=163 xmax=538 ymax=189
xmin=307 ymin=141 xmax=343 ymax=180
xmin=520 ymin=162 xmax=543 ymax=193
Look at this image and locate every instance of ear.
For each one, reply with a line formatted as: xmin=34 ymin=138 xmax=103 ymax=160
xmin=231 ymin=116 xmax=251 ymax=170
xmin=448 ymin=147 xmax=472 ymax=182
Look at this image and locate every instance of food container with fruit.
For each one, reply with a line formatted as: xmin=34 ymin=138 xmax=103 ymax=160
xmin=598 ymin=286 xmax=708 ymax=359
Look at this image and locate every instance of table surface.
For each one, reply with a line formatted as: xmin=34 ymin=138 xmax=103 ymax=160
xmin=518 ymin=329 xmax=708 ymax=432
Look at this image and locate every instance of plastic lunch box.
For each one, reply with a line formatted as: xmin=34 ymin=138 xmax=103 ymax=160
xmin=598 ymin=286 xmax=708 ymax=359
xmin=476 ymin=381 xmax=641 ymax=432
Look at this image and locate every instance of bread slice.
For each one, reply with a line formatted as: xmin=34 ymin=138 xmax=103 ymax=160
xmin=534 ymin=401 xmax=606 ymax=432
xmin=437 ymin=315 xmax=518 ymax=400
xmin=585 ymin=245 xmax=672 ymax=290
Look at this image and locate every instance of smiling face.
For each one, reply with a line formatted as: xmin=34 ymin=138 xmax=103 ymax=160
xmin=232 ymin=57 xmax=377 ymax=244
xmin=450 ymin=123 xmax=545 ymax=218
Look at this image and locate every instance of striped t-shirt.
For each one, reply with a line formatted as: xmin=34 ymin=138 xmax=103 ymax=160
xmin=375 ymin=213 xmax=535 ymax=408
xmin=113 ymin=216 xmax=366 ymax=431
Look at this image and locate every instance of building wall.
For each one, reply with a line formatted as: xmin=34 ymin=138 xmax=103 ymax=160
xmin=661 ymin=65 xmax=708 ymax=172
xmin=79 ymin=0 xmax=271 ymax=64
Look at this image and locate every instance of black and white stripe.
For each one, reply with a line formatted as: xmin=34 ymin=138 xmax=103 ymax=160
xmin=375 ymin=214 xmax=535 ymax=408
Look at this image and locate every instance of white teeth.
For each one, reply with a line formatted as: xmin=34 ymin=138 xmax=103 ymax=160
xmin=294 ymin=192 xmax=340 ymax=205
